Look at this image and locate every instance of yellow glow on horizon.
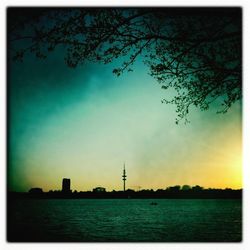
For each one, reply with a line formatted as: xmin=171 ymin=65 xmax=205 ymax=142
xmin=227 ymin=153 xmax=242 ymax=189
xmin=19 ymin=117 xmax=242 ymax=192
xmin=9 ymin=63 xmax=242 ymax=192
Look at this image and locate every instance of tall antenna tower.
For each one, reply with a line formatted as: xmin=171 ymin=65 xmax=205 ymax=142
xmin=122 ymin=163 xmax=127 ymax=192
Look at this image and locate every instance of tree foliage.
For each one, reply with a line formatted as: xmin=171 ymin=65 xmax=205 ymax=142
xmin=9 ymin=8 xmax=242 ymax=123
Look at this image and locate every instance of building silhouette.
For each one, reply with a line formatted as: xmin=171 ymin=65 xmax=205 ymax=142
xmin=29 ymin=188 xmax=43 ymax=194
xmin=122 ymin=163 xmax=127 ymax=192
xmin=62 ymin=178 xmax=71 ymax=193
xmin=93 ymin=187 xmax=106 ymax=192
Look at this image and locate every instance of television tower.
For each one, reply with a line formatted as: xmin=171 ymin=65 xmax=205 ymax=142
xmin=122 ymin=163 xmax=127 ymax=192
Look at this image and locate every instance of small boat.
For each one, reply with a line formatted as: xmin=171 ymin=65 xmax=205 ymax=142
xmin=150 ymin=202 xmax=158 ymax=205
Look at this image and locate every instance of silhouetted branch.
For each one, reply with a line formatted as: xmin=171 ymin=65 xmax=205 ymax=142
xmin=8 ymin=8 xmax=242 ymax=123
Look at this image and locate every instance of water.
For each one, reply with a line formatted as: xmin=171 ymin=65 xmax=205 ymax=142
xmin=8 ymin=199 xmax=242 ymax=242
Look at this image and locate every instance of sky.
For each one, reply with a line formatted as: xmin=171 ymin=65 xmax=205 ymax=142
xmin=8 ymin=45 xmax=242 ymax=192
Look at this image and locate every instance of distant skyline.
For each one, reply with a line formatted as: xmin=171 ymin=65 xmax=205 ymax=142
xmin=8 ymin=46 xmax=242 ymax=192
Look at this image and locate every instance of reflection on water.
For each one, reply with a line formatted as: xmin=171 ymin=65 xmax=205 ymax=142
xmin=8 ymin=199 xmax=242 ymax=242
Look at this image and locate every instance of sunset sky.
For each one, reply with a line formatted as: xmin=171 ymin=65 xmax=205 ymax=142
xmin=8 ymin=43 xmax=242 ymax=192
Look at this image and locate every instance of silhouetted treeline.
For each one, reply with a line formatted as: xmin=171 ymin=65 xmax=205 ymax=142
xmin=8 ymin=187 xmax=242 ymax=199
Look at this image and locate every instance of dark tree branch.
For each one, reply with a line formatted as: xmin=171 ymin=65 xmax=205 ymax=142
xmin=8 ymin=8 xmax=242 ymax=123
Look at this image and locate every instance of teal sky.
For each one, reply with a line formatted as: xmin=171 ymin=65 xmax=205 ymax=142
xmin=8 ymin=48 xmax=242 ymax=192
